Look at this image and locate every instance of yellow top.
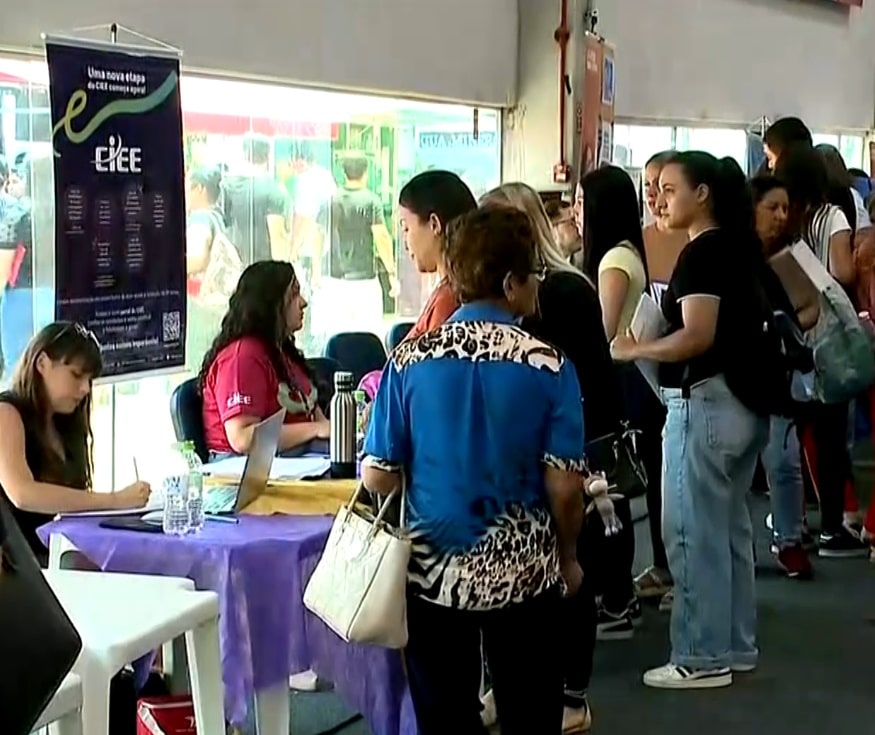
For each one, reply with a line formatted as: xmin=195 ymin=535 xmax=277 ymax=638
xmin=598 ymin=243 xmax=647 ymax=336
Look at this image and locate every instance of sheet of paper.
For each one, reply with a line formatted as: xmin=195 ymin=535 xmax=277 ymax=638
xmin=202 ymin=455 xmax=331 ymax=481
xmin=629 ymin=293 xmax=668 ymax=397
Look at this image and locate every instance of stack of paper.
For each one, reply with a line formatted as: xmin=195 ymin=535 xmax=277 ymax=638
xmin=629 ymin=292 xmax=669 ymax=396
xmin=202 ymin=455 xmax=331 ymax=481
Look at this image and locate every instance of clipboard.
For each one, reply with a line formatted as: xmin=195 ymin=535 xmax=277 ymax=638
xmin=629 ymin=293 xmax=669 ymax=397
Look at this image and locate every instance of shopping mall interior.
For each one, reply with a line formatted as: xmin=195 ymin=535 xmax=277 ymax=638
xmin=2 ymin=0 xmax=875 ymax=733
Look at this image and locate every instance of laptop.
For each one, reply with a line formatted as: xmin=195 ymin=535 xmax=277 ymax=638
xmin=203 ymin=408 xmax=285 ymax=515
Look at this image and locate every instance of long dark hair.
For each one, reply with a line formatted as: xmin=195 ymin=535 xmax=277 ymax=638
xmin=580 ymin=165 xmax=649 ymax=284
xmin=11 ymin=322 xmax=102 ymax=489
xmin=668 ymin=152 xmax=755 ymax=238
xmin=773 ymin=144 xmax=854 ymax=243
xmin=815 ymin=143 xmax=857 ymax=230
xmin=198 ymin=261 xmax=311 ymax=392
xmin=398 ymin=170 xmax=477 ymax=231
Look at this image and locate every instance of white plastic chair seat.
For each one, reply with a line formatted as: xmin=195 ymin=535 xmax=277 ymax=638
xmin=32 ymin=673 xmax=83 ymax=735
xmin=45 ymin=570 xmax=224 ymax=735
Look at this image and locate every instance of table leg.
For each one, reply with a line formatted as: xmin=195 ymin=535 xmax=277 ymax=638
xmin=48 ymin=708 xmax=83 ymax=735
xmin=184 ymin=619 xmax=226 ymax=735
xmin=78 ymin=676 xmax=110 ymax=735
xmin=254 ymin=682 xmax=290 ymax=735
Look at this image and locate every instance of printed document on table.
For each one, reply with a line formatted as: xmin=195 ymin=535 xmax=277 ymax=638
xmin=202 ymin=455 xmax=331 ymax=481
xmin=629 ymin=293 xmax=669 ymax=397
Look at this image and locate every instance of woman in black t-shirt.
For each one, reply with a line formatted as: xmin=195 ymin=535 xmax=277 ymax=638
xmin=611 ymin=152 xmax=769 ymax=691
xmin=0 ymin=323 xmax=150 ymax=565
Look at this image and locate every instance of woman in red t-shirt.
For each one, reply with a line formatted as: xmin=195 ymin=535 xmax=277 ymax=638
xmin=199 ymin=260 xmax=330 ymax=456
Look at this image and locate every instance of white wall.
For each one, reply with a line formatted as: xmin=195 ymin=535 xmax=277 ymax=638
xmin=0 ymin=0 xmax=518 ymax=106
xmin=509 ymin=0 xmax=875 ymax=188
xmin=598 ymin=0 xmax=875 ymax=129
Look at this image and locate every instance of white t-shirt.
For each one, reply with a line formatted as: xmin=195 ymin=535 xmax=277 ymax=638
xmin=809 ymin=204 xmax=850 ymax=267
xmin=851 ymin=187 xmax=871 ymax=231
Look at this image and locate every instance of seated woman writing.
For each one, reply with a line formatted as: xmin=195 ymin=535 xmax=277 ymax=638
xmin=200 ymin=260 xmax=330 ymax=457
xmin=0 ymin=322 xmax=150 ymax=564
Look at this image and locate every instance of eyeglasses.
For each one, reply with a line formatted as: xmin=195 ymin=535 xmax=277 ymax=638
xmin=49 ymin=322 xmax=101 ymax=349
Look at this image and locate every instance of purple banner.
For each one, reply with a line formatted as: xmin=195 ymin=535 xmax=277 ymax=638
xmin=46 ymin=40 xmax=186 ymax=378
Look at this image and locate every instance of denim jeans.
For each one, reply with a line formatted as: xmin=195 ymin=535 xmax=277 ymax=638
xmin=661 ymin=375 xmax=768 ymax=671
xmin=1 ymin=286 xmax=54 ymax=382
xmin=761 ymin=416 xmax=804 ymax=548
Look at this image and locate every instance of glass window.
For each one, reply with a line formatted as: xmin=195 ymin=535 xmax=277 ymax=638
xmin=675 ymin=127 xmax=747 ymax=169
xmin=0 ymin=55 xmax=501 ymax=487
xmin=812 ymin=132 xmax=840 ymax=149
xmin=612 ymin=125 xmax=673 ymax=169
xmin=839 ymin=135 xmax=865 ymax=172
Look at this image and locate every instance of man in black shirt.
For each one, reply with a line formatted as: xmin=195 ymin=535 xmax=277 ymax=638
xmin=310 ymin=155 xmax=398 ymax=341
xmin=222 ymin=135 xmax=290 ymax=264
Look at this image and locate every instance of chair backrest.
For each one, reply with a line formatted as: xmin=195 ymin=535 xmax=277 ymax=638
xmin=323 ymin=332 xmax=388 ymax=385
xmin=386 ymin=321 xmax=415 ymax=353
xmin=169 ymin=378 xmax=209 ymax=463
xmin=306 ymin=356 xmax=343 ymax=414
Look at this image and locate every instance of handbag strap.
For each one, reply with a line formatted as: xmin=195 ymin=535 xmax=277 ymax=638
xmin=346 ymin=474 xmax=406 ymax=529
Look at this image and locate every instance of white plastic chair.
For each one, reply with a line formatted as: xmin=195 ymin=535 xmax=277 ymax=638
xmin=32 ymin=673 xmax=83 ymax=735
xmin=45 ymin=570 xmax=224 ymax=735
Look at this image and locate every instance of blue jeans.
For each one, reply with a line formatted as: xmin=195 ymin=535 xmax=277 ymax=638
xmin=1 ymin=287 xmax=54 ymax=382
xmin=661 ymin=375 xmax=768 ymax=671
xmin=761 ymin=416 xmax=804 ymax=548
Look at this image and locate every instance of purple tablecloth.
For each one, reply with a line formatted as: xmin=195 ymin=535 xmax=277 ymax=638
xmin=37 ymin=515 xmax=416 ymax=734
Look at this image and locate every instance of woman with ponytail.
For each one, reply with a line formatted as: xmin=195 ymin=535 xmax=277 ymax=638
xmin=610 ymin=152 xmax=769 ymax=690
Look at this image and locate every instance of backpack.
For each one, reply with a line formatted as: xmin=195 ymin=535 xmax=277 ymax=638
xmin=723 ymin=275 xmax=800 ymax=418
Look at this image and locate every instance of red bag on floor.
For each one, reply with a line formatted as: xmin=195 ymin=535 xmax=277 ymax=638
xmin=136 ymin=696 xmax=196 ymax=735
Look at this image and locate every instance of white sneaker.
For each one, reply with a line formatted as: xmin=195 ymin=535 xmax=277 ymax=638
xmin=643 ymin=663 xmax=732 ymax=689
xmin=289 ymin=669 xmax=319 ymax=692
xmin=658 ymin=589 xmax=674 ymax=613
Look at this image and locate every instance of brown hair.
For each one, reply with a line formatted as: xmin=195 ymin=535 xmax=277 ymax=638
xmin=11 ymin=322 xmax=102 ymax=489
xmin=445 ymin=204 xmax=537 ymax=303
xmin=544 ymin=199 xmax=571 ymax=221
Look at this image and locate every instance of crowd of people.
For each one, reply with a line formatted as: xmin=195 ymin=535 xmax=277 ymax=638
xmin=1 ymin=114 xmax=874 ymax=734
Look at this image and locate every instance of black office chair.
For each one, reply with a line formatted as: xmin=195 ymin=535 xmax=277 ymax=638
xmin=169 ymin=378 xmax=209 ymax=463
xmin=386 ymin=321 xmax=415 ymax=353
xmin=323 ymin=332 xmax=387 ymax=385
xmin=306 ymin=356 xmax=343 ymax=415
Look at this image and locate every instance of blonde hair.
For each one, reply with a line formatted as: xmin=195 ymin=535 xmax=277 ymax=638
xmin=480 ymin=182 xmax=584 ymax=278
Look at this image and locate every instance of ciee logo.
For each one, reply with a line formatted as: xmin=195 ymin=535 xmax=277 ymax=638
xmin=93 ymin=135 xmax=143 ymax=174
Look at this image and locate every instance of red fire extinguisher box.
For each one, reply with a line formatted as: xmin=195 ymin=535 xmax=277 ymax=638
xmin=136 ymin=696 xmax=197 ymax=735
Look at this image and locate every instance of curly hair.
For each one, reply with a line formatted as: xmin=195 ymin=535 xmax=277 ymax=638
xmin=197 ymin=260 xmax=311 ymax=393
xmin=445 ymin=204 xmax=537 ymax=303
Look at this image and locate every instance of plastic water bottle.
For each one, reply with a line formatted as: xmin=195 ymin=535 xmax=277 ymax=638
xmin=162 ymin=444 xmax=190 ymax=536
xmin=184 ymin=441 xmax=205 ymax=533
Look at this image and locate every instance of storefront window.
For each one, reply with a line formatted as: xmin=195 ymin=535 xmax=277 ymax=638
xmin=0 ymin=55 xmax=501 ymax=487
xmin=675 ymin=127 xmax=747 ymax=169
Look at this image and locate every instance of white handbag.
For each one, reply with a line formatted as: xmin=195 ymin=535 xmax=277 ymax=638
xmin=303 ymin=483 xmax=410 ymax=649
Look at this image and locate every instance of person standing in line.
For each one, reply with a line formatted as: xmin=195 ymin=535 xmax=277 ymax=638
xmin=612 ymin=152 xmax=770 ymax=689
xmin=545 ymin=199 xmax=583 ymax=262
xmin=363 ymin=204 xmax=586 ymax=735
xmin=632 ymin=150 xmax=685 ymax=611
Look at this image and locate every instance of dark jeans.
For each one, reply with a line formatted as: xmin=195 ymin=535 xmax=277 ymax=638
xmin=619 ymin=363 xmax=668 ymax=571
xmin=805 ymin=401 xmax=852 ymax=534
xmin=563 ymin=495 xmax=635 ymax=696
xmin=406 ymin=588 xmax=563 ymax=735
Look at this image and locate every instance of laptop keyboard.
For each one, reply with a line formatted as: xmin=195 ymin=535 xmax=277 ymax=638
xmin=203 ymin=485 xmax=237 ymax=514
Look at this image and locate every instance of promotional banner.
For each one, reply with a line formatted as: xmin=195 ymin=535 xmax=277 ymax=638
xmin=46 ymin=39 xmax=187 ymax=379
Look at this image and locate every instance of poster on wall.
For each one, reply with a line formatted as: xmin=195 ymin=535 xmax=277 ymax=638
xmin=578 ymin=34 xmax=616 ymax=176
xmin=45 ymin=38 xmax=187 ymax=380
